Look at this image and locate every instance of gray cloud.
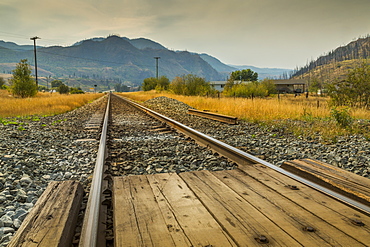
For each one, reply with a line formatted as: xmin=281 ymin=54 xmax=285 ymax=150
xmin=1 ymin=0 xmax=369 ymax=68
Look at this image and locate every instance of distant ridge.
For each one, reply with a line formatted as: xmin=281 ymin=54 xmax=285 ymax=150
xmin=292 ymin=35 xmax=370 ymax=78
xmin=73 ymin=36 xmax=167 ymax=50
xmin=0 ymin=35 xmax=291 ymax=90
xmin=0 ymin=40 xmax=37 ymax=51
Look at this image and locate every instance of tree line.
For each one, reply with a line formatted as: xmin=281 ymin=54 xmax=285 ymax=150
xmin=141 ymin=69 xmax=276 ymax=98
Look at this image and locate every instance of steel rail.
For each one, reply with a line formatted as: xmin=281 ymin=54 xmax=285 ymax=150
xmin=188 ymin=108 xmax=238 ymax=124
xmin=79 ymin=93 xmax=111 ymax=247
xmin=117 ymin=95 xmax=370 ymax=215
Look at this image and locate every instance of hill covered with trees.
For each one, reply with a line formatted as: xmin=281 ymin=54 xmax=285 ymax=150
xmin=291 ymin=35 xmax=370 ymax=81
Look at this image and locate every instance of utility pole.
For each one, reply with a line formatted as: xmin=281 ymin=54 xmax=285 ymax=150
xmin=30 ymin=36 xmax=40 ymax=86
xmin=154 ymin=57 xmax=160 ymax=79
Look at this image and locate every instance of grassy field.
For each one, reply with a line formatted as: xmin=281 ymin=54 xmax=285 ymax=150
xmin=0 ymin=90 xmax=104 ymax=118
xmin=119 ymin=91 xmax=370 ymax=142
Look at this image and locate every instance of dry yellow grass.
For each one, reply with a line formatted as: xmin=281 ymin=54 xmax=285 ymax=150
xmin=119 ymin=91 xmax=369 ymax=121
xmin=119 ymin=91 xmax=370 ymax=142
xmin=0 ymin=90 xmax=104 ymax=118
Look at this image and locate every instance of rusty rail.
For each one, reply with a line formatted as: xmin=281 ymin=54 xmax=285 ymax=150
xmin=79 ymin=93 xmax=111 ymax=247
xmin=188 ymin=109 xmax=238 ymax=124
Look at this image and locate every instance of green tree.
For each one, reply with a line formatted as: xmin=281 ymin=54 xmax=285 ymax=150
xmin=142 ymin=77 xmax=158 ymax=91
xmin=51 ymin=80 xmax=64 ymax=88
xmin=155 ymin=76 xmax=170 ymax=92
xmin=260 ymin=79 xmax=277 ymax=96
xmin=224 ymin=69 xmax=259 ymax=93
xmin=230 ymin=69 xmax=258 ymax=82
xmin=142 ymin=76 xmax=170 ymax=92
xmin=327 ymin=61 xmax=370 ymax=108
xmin=308 ymin=77 xmax=322 ymax=94
xmin=0 ymin=77 xmax=5 ymax=89
xmin=58 ymin=84 xmax=69 ymax=94
xmin=9 ymin=59 xmax=38 ymax=98
xmin=183 ymin=74 xmax=211 ymax=96
xmin=169 ymin=76 xmax=186 ymax=95
xmin=170 ymin=74 xmax=213 ymax=96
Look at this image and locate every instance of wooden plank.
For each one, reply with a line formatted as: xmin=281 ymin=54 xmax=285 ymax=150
xmin=8 ymin=180 xmax=83 ymax=247
xmin=147 ymin=173 xmax=237 ymax=247
xmin=113 ymin=175 xmax=178 ymax=247
xmin=238 ymin=164 xmax=370 ymax=246
xmin=188 ymin=109 xmax=238 ymax=124
xmin=281 ymin=158 xmax=370 ymax=206
xmin=179 ymin=170 xmax=301 ymax=246
xmin=114 ymin=174 xmax=237 ymax=247
xmin=213 ymin=169 xmax=363 ymax=246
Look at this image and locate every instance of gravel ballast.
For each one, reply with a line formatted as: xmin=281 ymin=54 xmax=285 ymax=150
xmin=144 ymin=96 xmax=370 ymax=178
xmin=0 ymin=96 xmax=107 ymax=246
xmin=1 ymin=94 xmax=369 ymax=246
xmin=108 ymin=95 xmax=237 ymax=177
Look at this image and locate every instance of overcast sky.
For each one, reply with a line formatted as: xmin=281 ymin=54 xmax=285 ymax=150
xmin=0 ymin=0 xmax=369 ymax=69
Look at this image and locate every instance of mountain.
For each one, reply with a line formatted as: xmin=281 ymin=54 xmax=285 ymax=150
xmin=73 ymin=36 xmax=167 ymax=50
xmin=0 ymin=40 xmax=37 ymax=51
xmin=0 ymin=35 xmax=222 ymax=90
xmin=230 ymin=65 xmax=292 ymax=80
xmin=292 ymin=35 xmax=370 ymax=80
xmin=0 ymin=35 xmax=291 ymax=90
xmin=128 ymin=38 xmax=167 ymax=50
xmin=198 ymin=54 xmax=236 ymax=73
xmin=198 ymin=53 xmax=292 ymax=80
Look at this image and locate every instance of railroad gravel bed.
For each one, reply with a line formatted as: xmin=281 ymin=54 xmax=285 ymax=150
xmin=144 ymin=96 xmax=370 ymax=178
xmin=108 ymin=95 xmax=237 ymax=177
xmin=1 ymin=94 xmax=369 ymax=246
xmin=0 ymin=96 xmax=107 ymax=247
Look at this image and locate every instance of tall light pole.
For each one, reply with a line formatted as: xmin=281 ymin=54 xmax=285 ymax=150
xmin=30 ymin=36 xmax=40 ymax=86
xmin=154 ymin=57 xmax=160 ymax=79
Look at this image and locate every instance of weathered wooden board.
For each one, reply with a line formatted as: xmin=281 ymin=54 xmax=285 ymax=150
xmin=180 ymin=170 xmax=301 ymax=246
xmin=8 ymin=180 xmax=83 ymax=247
xmin=114 ymin=174 xmax=236 ymax=247
xmin=238 ymin=164 xmax=370 ymax=246
xmin=213 ymin=168 xmax=363 ymax=246
xmin=282 ymin=158 xmax=370 ymax=206
xmin=113 ymin=165 xmax=370 ymax=246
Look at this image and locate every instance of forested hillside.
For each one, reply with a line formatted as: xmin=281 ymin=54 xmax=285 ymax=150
xmin=292 ymin=35 xmax=370 ymax=79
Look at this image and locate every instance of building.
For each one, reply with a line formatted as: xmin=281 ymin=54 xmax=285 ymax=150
xmin=273 ymin=79 xmax=307 ymax=94
xmin=210 ymin=81 xmax=227 ymax=92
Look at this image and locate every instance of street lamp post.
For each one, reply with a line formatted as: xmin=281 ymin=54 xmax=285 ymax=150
xmin=30 ymin=36 xmax=40 ymax=86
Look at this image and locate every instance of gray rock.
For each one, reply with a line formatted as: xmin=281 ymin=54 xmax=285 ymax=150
xmin=0 ymin=227 xmax=14 ymax=235
xmin=0 ymin=215 xmax=13 ymax=227
xmin=19 ymin=176 xmax=32 ymax=187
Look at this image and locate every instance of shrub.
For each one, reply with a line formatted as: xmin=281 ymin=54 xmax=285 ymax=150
xmin=70 ymin=87 xmax=84 ymax=94
xmin=142 ymin=76 xmax=170 ymax=91
xmin=58 ymin=84 xmax=69 ymax=94
xmin=224 ymin=80 xmax=276 ymax=98
xmin=330 ymin=107 xmax=353 ymax=128
xmin=169 ymin=74 xmax=213 ymax=96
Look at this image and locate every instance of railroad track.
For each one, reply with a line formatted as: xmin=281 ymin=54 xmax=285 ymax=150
xmin=9 ymin=93 xmax=370 ymax=246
